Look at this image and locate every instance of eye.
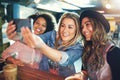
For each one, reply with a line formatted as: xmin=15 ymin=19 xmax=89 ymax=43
xmin=35 ymin=21 xmax=40 ymax=25
xmin=42 ymin=24 xmax=46 ymax=28
xmin=85 ymin=22 xmax=91 ymax=27
xmin=61 ymin=24 xmax=65 ymax=27
xmin=68 ymin=25 xmax=73 ymax=29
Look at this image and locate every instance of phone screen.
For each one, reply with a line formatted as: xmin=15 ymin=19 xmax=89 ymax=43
xmin=13 ymin=18 xmax=33 ymax=40
xmin=13 ymin=18 xmax=33 ymax=32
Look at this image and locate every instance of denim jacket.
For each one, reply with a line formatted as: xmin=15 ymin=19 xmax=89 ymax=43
xmin=39 ymin=30 xmax=83 ymax=77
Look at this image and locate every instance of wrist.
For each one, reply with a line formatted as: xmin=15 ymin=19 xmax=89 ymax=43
xmin=77 ymin=71 xmax=88 ymax=80
xmin=6 ymin=56 xmax=15 ymax=63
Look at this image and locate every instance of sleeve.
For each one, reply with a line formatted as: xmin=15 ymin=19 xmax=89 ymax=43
xmin=107 ymin=47 xmax=120 ymax=80
xmin=59 ymin=44 xmax=83 ymax=66
xmin=1 ymin=41 xmax=35 ymax=64
xmin=39 ymin=30 xmax=56 ymax=43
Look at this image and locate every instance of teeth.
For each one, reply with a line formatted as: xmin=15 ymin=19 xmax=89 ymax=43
xmin=36 ymin=29 xmax=40 ymax=32
xmin=63 ymin=33 xmax=69 ymax=37
xmin=84 ymin=32 xmax=89 ymax=35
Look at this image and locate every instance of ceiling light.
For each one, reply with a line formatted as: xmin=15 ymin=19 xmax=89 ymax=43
xmin=59 ymin=1 xmax=80 ymax=10
xmin=34 ymin=0 xmax=41 ymax=4
xmin=36 ymin=3 xmax=64 ymax=12
xmin=64 ymin=0 xmax=96 ymax=8
xmin=105 ymin=3 xmax=111 ymax=9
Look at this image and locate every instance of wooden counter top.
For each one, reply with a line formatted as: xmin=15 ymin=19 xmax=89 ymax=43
xmin=0 ymin=64 xmax=65 ymax=80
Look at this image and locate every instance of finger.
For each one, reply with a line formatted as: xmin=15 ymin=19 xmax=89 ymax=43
xmin=6 ymin=21 xmax=17 ymax=39
xmin=15 ymin=59 xmax=24 ymax=66
xmin=6 ymin=21 xmax=16 ymax=33
xmin=65 ymin=76 xmax=77 ymax=80
xmin=65 ymin=75 xmax=81 ymax=80
xmin=21 ymin=27 xmax=35 ymax=48
xmin=18 ymin=62 xmax=24 ymax=66
xmin=8 ymin=32 xmax=17 ymax=40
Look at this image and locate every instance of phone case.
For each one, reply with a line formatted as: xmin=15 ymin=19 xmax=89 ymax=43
xmin=14 ymin=18 xmax=33 ymax=32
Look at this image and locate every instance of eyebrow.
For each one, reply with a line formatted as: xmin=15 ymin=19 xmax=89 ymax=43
xmin=61 ymin=23 xmax=75 ymax=26
xmin=84 ymin=21 xmax=91 ymax=24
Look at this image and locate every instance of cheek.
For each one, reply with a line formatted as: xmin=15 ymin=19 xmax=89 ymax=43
xmin=89 ymin=27 xmax=94 ymax=36
xmin=59 ymin=28 xmax=63 ymax=34
xmin=71 ymin=29 xmax=76 ymax=34
xmin=33 ymin=24 xmax=38 ymax=29
xmin=42 ymin=27 xmax=47 ymax=32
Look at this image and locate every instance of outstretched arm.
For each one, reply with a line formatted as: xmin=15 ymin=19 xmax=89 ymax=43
xmin=21 ymin=27 xmax=62 ymax=62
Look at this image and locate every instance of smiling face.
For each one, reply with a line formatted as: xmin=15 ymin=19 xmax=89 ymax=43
xmin=81 ymin=17 xmax=93 ymax=41
xmin=60 ymin=18 xmax=76 ymax=44
xmin=33 ymin=17 xmax=47 ymax=35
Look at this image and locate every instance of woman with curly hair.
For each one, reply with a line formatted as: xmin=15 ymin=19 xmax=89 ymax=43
xmin=28 ymin=13 xmax=56 ymax=35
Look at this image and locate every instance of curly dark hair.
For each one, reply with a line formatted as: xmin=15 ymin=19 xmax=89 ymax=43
xmin=28 ymin=13 xmax=55 ymax=33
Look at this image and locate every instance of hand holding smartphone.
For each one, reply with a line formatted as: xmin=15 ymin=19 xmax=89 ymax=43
xmin=13 ymin=18 xmax=33 ymax=32
xmin=13 ymin=18 xmax=33 ymax=40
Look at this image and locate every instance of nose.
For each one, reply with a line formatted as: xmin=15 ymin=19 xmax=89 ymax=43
xmin=82 ymin=26 xmax=86 ymax=32
xmin=37 ymin=24 xmax=41 ymax=28
xmin=63 ymin=27 xmax=68 ymax=32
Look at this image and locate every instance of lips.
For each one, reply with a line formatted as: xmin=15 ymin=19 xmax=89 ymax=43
xmin=84 ymin=33 xmax=89 ymax=37
xmin=36 ymin=28 xmax=41 ymax=32
xmin=83 ymin=32 xmax=91 ymax=40
xmin=63 ymin=33 xmax=69 ymax=37
xmin=83 ymin=31 xmax=89 ymax=36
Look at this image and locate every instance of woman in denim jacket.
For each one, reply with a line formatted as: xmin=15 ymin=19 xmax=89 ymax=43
xmin=6 ymin=12 xmax=83 ymax=77
xmin=21 ymin=12 xmax=83 ymax=77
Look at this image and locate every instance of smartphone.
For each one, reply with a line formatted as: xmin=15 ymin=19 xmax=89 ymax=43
xmin=13 ymin=18 xmax=33 ymax=40
xmin=13 ymin=18 xmax=33 ymax=32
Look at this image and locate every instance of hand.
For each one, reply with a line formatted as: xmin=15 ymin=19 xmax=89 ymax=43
xmin=6 ymin=57 xmax=24 ymax=66
xmin=12 ymin=58 xmax=24 ymax=66
xmin=6 ymin=21 xmax=17 ymax=40
xmin=21 ymin=27 xmax=44 ymax=49
xmin=65 ymin=73 xmax=81 ymax=80
xmin=65 ymin=71 xmax=88 ymax=80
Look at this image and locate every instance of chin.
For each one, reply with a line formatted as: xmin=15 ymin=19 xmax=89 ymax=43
xmin=86 ymin=38 xmax=91 ymax=41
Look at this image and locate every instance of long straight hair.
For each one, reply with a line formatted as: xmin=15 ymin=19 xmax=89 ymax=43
xmin=55 ymin=12 xmax=80 ymax=50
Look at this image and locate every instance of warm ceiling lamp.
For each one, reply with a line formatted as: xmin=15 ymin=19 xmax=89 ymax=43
xmin=105 ymin=3 xmax=111 ymax=9
xmin=34 ymin=0 xmax=41 ymax=4
xmin=105 ymin=0 xmax=111 ymax=9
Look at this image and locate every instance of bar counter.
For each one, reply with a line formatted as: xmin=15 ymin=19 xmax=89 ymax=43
xmin=0 ymin=64 xmax=65 ymax=80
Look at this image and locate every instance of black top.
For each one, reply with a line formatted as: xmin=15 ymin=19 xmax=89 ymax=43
xmin=107 ymin=46 xmax=120 ymax=80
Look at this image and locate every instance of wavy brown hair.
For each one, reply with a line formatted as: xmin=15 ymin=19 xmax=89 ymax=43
xmin=55 ymin=12 xmax=80 ymax=50
xmin=80 ymin=17 xmax=109 ymax=70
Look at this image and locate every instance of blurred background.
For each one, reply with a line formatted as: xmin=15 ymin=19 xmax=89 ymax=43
xmin=0 ymin=0 xmax=120 ymax=73
xmin=0 ymin=0 xmax=120 ymax=53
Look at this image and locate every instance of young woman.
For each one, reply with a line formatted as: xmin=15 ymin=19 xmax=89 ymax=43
xmin=7 ymin=13 xmax=56 ymax=40
xmin=2 ymin=13 xmax=56 ymax=68
xmin=28 ymin=13 xmax=56 ymax=35
xmin=4 ymin=12 xmax=83 ymax=77
xmin=65 ymin=10 xmax=120 ymax=80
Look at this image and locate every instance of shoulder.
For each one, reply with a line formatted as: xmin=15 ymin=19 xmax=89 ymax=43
xmin=107 ymin=46 xmax=120 ymax=64
xmin=108 ymin=46 xmax=120 ymax=56
xmin=107 ymin=46 xmax=120 ymax=78
xmin=39 ymin=30 xmax=56 ymax=43
xmin=40 ymin=30 xmax=56 ymax=39
xmin=67 ymin=42 xmax=83 ymax=50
